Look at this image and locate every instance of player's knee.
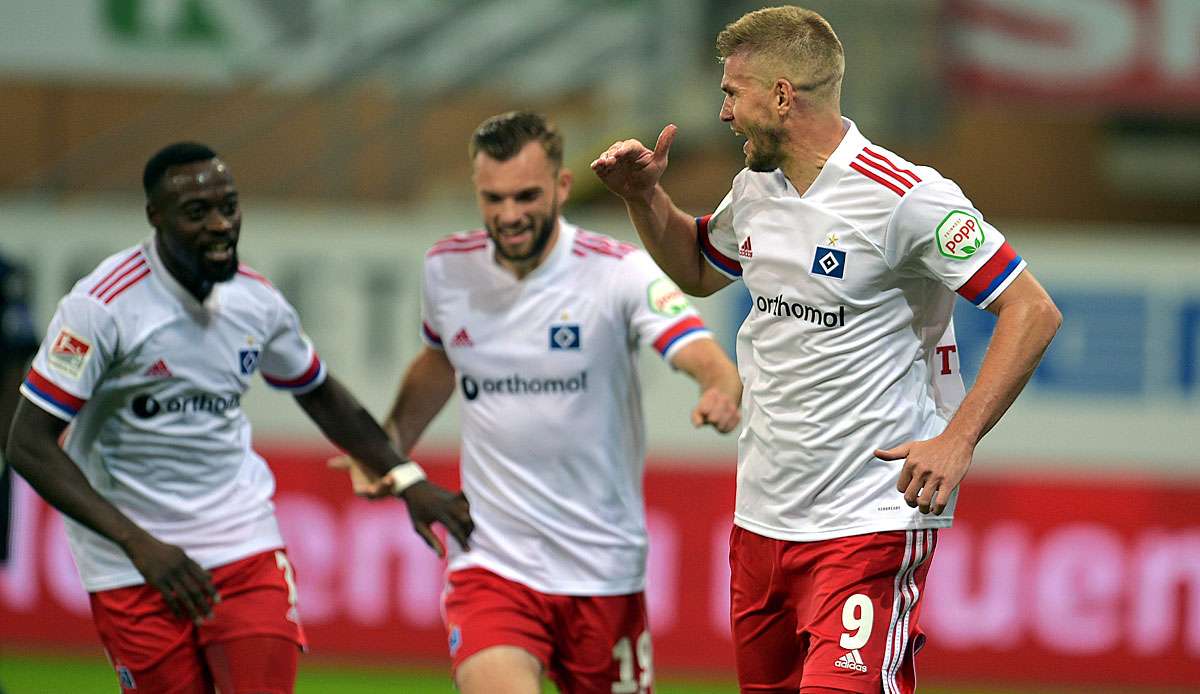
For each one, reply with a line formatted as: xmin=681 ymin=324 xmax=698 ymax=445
xmin=456 ymin=645 xmax=541 ymax=694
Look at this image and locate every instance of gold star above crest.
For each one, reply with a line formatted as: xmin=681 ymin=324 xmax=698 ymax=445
xmin=560 ymin=311 xmax=569 ymax=320
xmin=826 ymin=233 xmax=839 ymax=246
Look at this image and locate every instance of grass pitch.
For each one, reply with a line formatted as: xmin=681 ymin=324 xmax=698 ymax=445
xmin=0 ymin=649 xmax=1188 ymax=693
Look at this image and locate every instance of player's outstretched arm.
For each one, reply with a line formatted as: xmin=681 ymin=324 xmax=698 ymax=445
xmin=669 ymin=337 xmax=742 ymax=434
xmin=876 ymin=271 xmax=1061 ymax=515
xmin=327 ymin=346 xmax=456 ymax=497
xmin=592 ymin=125 xmax=730 ymax=296
xmin=296 ymin=374 xmax=472 ymax=557
xmin=5 ymin=398 xmax=219 ymax=622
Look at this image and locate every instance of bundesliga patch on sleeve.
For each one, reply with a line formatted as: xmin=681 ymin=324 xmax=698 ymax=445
xmin=48 ymin=327 xmax=93 ymax=379
xmin=647 ymin=277 xmax=691 ymax=316
xmin=936 ymin=210 xmax=985 ymax=260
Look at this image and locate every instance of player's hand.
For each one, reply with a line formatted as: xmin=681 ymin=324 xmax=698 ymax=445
xmin=876 ymin=433 xmax=976 ymax=515
xmin=691 ymin=386 xmax=741 ymax=433
xmin=396 ymin=480 xmax=473 ymax=559
xmin=327 ymin=454 xmax=392 ymax=499
xmin=123 ymin=532 xmax=220 ymax=625
xmin=590 ymin=124 xmax=677 ymax=202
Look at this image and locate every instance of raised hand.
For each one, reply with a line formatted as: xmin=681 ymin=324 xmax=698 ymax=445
xmin=590 ymin=124 xmax=678 ymax=201
xmin=394 ymin=479 xmax=473 ymax=558
xmin=124 ymin=533 xmax=219 ymax=624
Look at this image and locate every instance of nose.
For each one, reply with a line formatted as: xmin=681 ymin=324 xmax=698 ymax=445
xmin=496 ymin=199 xmax=523 ymax=227
xmin=719 ymin=96 xmax=733 ymax=123
xmin=206 ymin=208 xmax=234 ymax=232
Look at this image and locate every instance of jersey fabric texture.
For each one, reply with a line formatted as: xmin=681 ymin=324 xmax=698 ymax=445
xmin=701 ymin=118 xmax=1026 ymax=541
xmin=421 ymin=220 xmax=711 ymax=596
xmin=20 ymin=239 xmax=325 ymax=591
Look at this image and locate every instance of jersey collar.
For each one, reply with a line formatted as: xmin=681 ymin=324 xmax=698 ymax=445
xmin=487 ymin=217 xmax=575 ymax=283
xmin=801 ymin=117 xmax=865 ymax=199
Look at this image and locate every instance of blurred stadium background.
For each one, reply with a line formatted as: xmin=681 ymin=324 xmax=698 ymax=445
xmin=1 ymin=1 xmax=1198 ymax=692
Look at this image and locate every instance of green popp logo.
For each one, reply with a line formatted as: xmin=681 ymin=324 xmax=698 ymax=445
xmin=935 ymin=210 xmax=985 ymax=260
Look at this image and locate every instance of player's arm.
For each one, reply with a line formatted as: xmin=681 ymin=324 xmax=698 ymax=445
xmin=877 ymin=271 xmax=1061 ymax=514
xmin=384 ymin=345 xmax=456 ymax=455
xmin=5 ymin=397 xmax=219 ymax=622
xmin=326 ymin=346 xmax=455 ymax=495
xmin=669 ymin=337 xmax=742 ymax=433
xmin=592 ymin=125 xmax=732 ymax=296
xmin=295 ymin=373 xmax=472 ymax=556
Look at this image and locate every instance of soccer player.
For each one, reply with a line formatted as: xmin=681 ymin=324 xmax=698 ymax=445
xmin=334 ymin=111 xmax=742 ymax=694
xmin=591 ymin=6 xmax=1061 ymax=693
xmin=4 ymin=142 xmax=473 ymax=694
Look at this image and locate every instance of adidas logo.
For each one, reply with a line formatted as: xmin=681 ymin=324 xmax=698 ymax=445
xmin=739 ymin=236 xmax=753 ymax=258
xmin=143 ymin=359 xmax=172 ymax=378
xmin=834 ymin=649 xmax=867 ymax=673
xmin=452 ymin=329 xmax=474 ymax=348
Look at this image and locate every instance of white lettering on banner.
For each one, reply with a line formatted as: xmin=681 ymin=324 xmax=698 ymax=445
xmin=1130 ymin=531 xmax=1200 ymax=655
xmin=924 ymin=523 xmax=1026 ymax=648
xmin=344 ymin=504 xmax=443 ymax=627
xmin=710 ymin=520 xmax=731 ymax=637
xmin=645 ymin=510 xmax=679 ymax=633
xmin=1159 ymin=0 xmax=1200 ymax=81
xmin=275 ymin=495 xmax=340 ymax=621
xmin=925 ymin=521 xmax=1200 ymax=657
xmin=1033 ymin=525 xmax=1124 ymax=654
xmin=951 ymin=0 xmax=1200 ymax=104
xmin=957 ymin=0 xmax=1136 ymax=82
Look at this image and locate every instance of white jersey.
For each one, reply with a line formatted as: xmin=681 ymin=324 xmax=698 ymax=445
xmin=421 ymin=221 xmax=710 ymax=595
xmin=20 ymin=239 xmax=325 ymax=591
xmin=701 ymin=118 xmax=1026 ymax=541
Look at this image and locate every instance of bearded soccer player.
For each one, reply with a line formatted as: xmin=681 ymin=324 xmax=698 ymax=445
xmin=592 ymin=7 xmax=1060 ymax=693
xmin=334 ymin=111 xmax=742 ymax=694
xmin=4 ymin=142 xmax=472 ymax=693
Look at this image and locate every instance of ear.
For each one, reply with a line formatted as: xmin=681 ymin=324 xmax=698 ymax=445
xmin=557 ymin=167 xmax=574 ymax=205
xmin=146 ymin=201 xmax=161 ymax=229
xmin=774 ymin=79 xmax=794 ymax=115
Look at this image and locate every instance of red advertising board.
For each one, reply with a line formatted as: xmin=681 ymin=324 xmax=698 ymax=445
xmin=945 ymin=0 xmax=1200 ymax=109
xmin=3 ymin=445 xmax=1199 ymax=687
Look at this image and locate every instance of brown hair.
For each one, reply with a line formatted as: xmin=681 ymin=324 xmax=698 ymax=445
xmin=716 ymin=6 xmax=844 ymax=104
xmin=469 ymin=111 xmax=563 ymax=166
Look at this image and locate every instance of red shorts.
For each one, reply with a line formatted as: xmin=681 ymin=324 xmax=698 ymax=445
xmin=90 ymin=548 xmax=306 ymax=693
xmin=729 ymin=526 xmax=938 ymax=694
xmin=442 ymin=567 xmax=652 ymax=693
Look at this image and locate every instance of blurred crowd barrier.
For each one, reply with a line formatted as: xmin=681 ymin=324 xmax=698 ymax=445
xmin=4 ymin=452 xmax=1199 ymax=688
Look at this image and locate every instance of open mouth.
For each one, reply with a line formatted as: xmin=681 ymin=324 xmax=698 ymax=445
xmin=204 ymin=241 xmax=234 ymax=263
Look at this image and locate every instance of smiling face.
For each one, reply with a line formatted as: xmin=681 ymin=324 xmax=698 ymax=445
xmin=720 ymin=53 xmax=790 ymax=173
xmin=473 ymin=141 xmax=572 ymax=273
xmin=147 ymin=158 xmax=240 ymax=296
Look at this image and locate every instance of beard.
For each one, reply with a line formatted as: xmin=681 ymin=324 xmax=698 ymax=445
xmin=744 ymin=125 xmax=787 ymax=172
xmin=199 ymin=249 xmax=239 ymax=283
xmin=489 ymin=201 xmax=558 ymax=263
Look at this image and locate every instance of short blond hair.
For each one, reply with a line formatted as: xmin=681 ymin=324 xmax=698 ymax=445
xmin=716 ymin=6 xmax=844 ymax=105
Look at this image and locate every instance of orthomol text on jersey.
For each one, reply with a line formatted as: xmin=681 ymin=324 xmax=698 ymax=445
xmin=460 ymin=371 xmax=588 ymax=401
xmin=754 ymin=294 xmax=846 ymax=328
xmin=131 ymin=392 xmax=241 ymax=418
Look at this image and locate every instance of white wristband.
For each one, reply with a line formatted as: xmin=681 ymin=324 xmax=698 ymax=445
xmin=386 ymin=460 xmax=427 ymax=496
